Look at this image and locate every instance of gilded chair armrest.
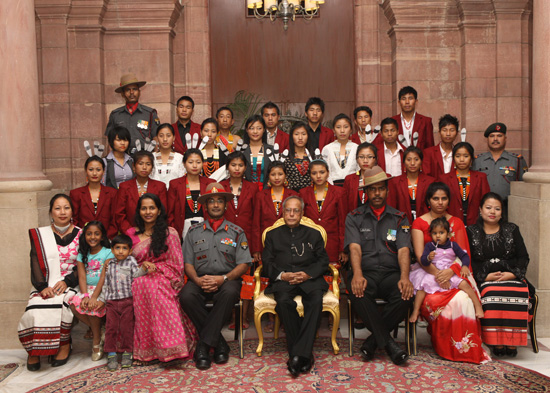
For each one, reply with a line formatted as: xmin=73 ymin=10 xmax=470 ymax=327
xmin=253 ymin=265 xmax=264 ymax=301
xmin=329 ymin=264 xmax=340 ymax=299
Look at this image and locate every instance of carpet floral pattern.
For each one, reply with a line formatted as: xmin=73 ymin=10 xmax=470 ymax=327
xmin=0 ymin=363 xmax=19 ymax=383
xmin=30 ymin=338 xmax=549 ymax=392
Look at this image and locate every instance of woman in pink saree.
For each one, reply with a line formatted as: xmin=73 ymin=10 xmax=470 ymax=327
xmin=127 ymin=193 xmax=197 ymax=362
xmin=411 ymin=182 xmax=490 ymax=364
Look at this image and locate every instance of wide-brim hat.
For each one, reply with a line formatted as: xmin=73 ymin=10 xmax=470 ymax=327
xmin=358 ymin=166 xmax=393 ymax=189
xmin=197 ymin=183 xmax=234 ymax=205
xmin=484 ymin=122 xmax=507 ymax=137
xmin=115 ymin=73 xmax=147 ymax=93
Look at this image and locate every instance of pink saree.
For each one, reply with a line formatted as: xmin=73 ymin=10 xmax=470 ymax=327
xmin=130 ymin=227 xmax=197 ymax=362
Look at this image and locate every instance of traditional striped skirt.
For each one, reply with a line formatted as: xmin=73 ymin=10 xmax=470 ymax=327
xmin=479 ymin=280 xmax=529 ymax=346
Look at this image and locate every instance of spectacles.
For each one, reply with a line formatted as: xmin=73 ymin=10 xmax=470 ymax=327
xmin=207 ymin=198 xmax=225 ymax=205
xmin=357 ymin=155 xmax=375 ymax=161
xmin=283 ymin=208 xmax=301 ymax=214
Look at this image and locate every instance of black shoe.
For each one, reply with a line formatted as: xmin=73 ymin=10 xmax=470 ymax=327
xmin=354 ymin=320 xmax=365 ymax=330
xmin=492 ymin=346 xmax=506 ymax=357
xmin=27 ymin=357 xmax=40 ymax=372
xmin=506 ymin=347 xmax=518 ymax=357
xmin=194 ymin=342 xmax=211 ymax=370
xmin=360 ymin=335 xmax=377 ymax=361
xmin=213 ymin=337 xmax=230 ymax=364
xmin=51 ymin=347 xmax=72 ymax=368
xmin=287 ymin=355 xmax=302 ymax=377
xmin=385 ymin=339 xmax=408 ymax=365
xmin=300 ymin=355 xmax=314 ymax=373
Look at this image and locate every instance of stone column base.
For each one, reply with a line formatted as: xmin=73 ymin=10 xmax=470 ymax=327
xmin=509 ymin=181 xmax=550 ymax=337
xmin=0 ymin=180 xmax=55 ymax=349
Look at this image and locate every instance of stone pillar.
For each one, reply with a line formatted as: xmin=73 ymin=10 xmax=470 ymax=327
xmin=0 ymin=0 xmax=54 ymax=349
xmin=509 ymin=0 xmax=550 ymax=337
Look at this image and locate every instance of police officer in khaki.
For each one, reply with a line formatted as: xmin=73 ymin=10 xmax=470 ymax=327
xmin=473 ymin=122 xmax=528 ymax=214
xmin=104 ymin=73 xmax=160 ymax=149
xmin=179 ymin=183 xmax=251 ymax=370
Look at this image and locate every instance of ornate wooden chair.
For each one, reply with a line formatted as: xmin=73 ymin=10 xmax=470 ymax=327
xmin=252 ymin=216 xmax=341 ymax=356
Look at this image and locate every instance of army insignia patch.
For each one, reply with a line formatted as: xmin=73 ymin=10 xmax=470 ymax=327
xmin=241 ymin=241 xmax=248 ymax=250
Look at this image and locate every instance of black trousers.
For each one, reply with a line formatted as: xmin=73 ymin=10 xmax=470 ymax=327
xmin=273 ymin=285 xmax=324 ymax=358
xmin=347 ymin=270 xmax=411 ymax=349
xmin=179 ymin=280 xmax=241 ymax=348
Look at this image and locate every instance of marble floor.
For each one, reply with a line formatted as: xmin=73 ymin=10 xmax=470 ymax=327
xmin=1 ymin=319 xmax=549 ymax=393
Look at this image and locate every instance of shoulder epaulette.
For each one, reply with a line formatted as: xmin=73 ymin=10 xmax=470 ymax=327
xmin=228 ymin=223 xmax=244 ymax=234
xmin=139 ymin=104 xmax=155 ymax=113
xmin=112 ymin=106 xmax=125 ymax=114
xmin=188 ymin=222 xmax=203 ymax=233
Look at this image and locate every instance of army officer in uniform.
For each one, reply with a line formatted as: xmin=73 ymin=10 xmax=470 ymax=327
xmin=473 ymin=122 xmax=528 ymax=215
xmin=105 ymin=73 xmax=160 ymax=149
xmin=179 ymin=183 xmax=251 ymax=370
xmin=262 ymin=195 xmax=330 ymax=377
xmin=345 ymin=166 xmax=413 ymax=365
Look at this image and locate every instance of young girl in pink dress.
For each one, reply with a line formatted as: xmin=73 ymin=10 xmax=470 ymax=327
xmin=409 ymin=217 xmax=484 ymax=323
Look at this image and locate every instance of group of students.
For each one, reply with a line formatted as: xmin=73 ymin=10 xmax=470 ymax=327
xmin=19 ymin=84 xmax=533 ymax=373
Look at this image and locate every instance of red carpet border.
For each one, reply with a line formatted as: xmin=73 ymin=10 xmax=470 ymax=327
xmin=30 ymin=338 xmax=550 ymax=392
xmin=0 ymin=363 xmax=18 ymax=384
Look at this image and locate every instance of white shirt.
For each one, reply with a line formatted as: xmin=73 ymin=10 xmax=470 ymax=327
xmin=384 ymin=142 xmax=404 ymax=177
xmin=400 ymin=112 xmax=416 ymax=147
xmin=266 ymin=129 xmax=278 ymax=146
xmin=321 ymin=140 xmax=358 ymax=183
xmin=440 ymin=144 xmax=453 ymax=174
xmin=150 ymin=152 xmax=185 ymax=188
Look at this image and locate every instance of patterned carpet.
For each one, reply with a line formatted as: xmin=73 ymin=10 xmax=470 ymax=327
xmin=0 ymin=363 xmax=19 ymax=384
xmin=30 ymin=338 xmax=550 ymax=393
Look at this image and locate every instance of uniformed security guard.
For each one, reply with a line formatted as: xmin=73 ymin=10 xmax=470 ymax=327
xmin=345 ymin=165 xmax=413 ymax=365
xmin=179 ymin=183 xmax=251 ymax=370
xmin=104 ymin=73 xmax=160 ymax=149
xmin=473 ymin=122 xmax=528 ymax=215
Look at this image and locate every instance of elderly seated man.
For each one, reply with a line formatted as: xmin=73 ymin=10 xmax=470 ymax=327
xmin=262 ymin=195 xmax=330 ymax=377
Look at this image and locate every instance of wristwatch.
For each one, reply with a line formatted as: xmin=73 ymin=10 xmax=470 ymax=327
xmin=223 ymin=275 xmax=228 ymax=283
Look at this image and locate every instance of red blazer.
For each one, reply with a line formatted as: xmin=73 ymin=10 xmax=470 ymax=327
xmin=299 ymin=185 xmax=346 ymax=262
xmin=167 ymin=175 xmax=215 ymax=237
xmin=70 ymin=185 xmax=118 ymax=238
xmin=343 ymin=173 xmax=362 ymax=214
xmin=423 ymin=144 xmax=448 ymax=180
xmin=318 ymin=126 xmax=335 ymax=151
xmin=373 ymin=139 xmax=406 ymax=176
xmin=251 ymin=187 xmax=298 ymax=254
xmin=439 ymin=170 xmax=490 ymax=226
xmin=374 ymin=113 xmax=434 ymax=150
xmin=114 ymin=178 xmax=167 ymax=234
xmin=387 ymin=173 xmax=435 ymax=225
xmin=220 ymin=179 xmax=259 ymax=243
xmin=273 ymin=128 xmax=290 ymax=152
xmin=172 ymin=121 xmax=201 ymax=155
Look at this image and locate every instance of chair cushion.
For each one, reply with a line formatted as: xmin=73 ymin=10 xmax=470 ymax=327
xmin=254 ymin=290 xmax=339 ymax=315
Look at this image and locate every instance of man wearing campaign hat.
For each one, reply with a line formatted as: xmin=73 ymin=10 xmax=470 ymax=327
xmin=179 ymin=183 xmax=252 ymax=370
xmin=473 ymin=122 xmax=528 ymax=214
xmin=344 ymin=166 xmax=413 ymax=365
xmin=104 ymin=73 xmax=160 ymax=149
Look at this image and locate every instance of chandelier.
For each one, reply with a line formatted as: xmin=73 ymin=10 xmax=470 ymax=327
xmin=247 ymin=0 xmax=325 ymax=31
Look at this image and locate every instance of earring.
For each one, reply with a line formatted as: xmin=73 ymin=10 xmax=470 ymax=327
xmin=284 ymin=179 xmax=289 ymax=187
xmin=267 ymin=181 xmax=271 ymax=187
xmin=50 ymin=217 xmax=54 ymax=223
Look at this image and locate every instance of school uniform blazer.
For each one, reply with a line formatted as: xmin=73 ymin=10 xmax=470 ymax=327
xmin=343 ymin=173 xmax=361 ymax=215
xmin=172 ymin=121 xmax=201 ymax=155
xmin=387 ymin=173 xmax=435 ymax=225
xmin=318 ymin=126 xmax=336 ymax=151
xmin=70 ymin=185 xmax=118 ymax=238
xmin=251 ymin=187 xmax=298 ymax=254
xmin=221 ymin=179 xmax=258 ymax=242
xmin=373 ymin=139 xmax=406 ymax=176
xmin=299 ymin=185 xmax=346 ymax=262
xmin=439 ymin=169 xmax=490 ymax=226
xmin=422 ymin=144 xmax=448 ymax=180
xmin=167 ymin=175 xmax=215 ymax=238
xmin=274 ymin=128 xmax=290 ymax=152
xmin=373 ymin=113 xmax=434 ymax=150
xmin=242 ymin=144 xmax=273 ymax=189
xmin=114 ymin=178 xmax=167 ymax=234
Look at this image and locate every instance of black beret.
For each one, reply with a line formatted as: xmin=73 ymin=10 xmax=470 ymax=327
xmin=484 ymin=122 xmax=507 ymax=137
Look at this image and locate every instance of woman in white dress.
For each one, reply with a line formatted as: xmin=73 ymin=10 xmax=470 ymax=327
xmin=151 ymin=123 xmax=185 ymax=188
xmin=321 ymin=113 xmax=358 ymax=186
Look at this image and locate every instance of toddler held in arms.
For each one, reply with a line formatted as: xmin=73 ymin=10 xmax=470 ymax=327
xmin=409 ymin=217 xmax=484 ymax=323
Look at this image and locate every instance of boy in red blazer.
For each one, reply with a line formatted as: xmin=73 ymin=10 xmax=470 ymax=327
xmin=305 ymin=97 xmax=334 ymax=151
xmin=375 ymin=117 xmax=405 ymax=177
xmin=262 ymin=102 xmax=289 ymax=151
xmin=172 ymin=95 xmax=201 ymax=154
xmin=422 ymin=114 xmax=459 ymax=180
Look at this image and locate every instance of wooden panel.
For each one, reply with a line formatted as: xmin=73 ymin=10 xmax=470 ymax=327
xmin=209 ymin=0 xmax=355 ymax=120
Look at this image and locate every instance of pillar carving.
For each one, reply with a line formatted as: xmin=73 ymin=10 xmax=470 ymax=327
xmin=381 ymin=0 xmax=461 ymax=127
